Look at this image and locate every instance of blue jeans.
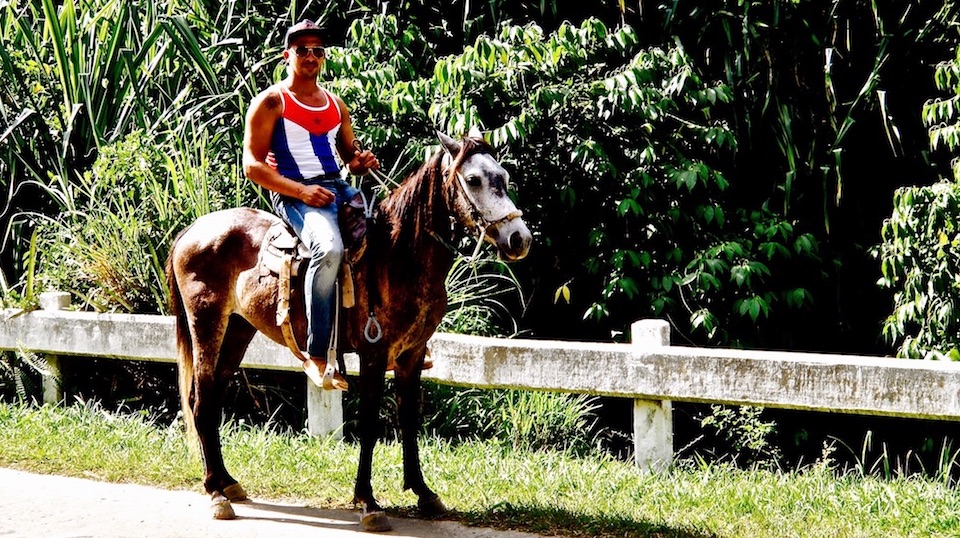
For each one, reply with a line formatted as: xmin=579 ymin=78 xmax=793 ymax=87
xmin=273 ymin=177 xmax=359 ymax=357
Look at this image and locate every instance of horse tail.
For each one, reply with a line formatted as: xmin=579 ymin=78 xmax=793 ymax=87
xmin=166 ymin=233 xmax=198 ymax=443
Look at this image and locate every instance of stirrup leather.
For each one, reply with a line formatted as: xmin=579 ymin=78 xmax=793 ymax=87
xmin=276 ymin=252 xmax=309 ymax=362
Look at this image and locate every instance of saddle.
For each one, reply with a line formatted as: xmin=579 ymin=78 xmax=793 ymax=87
xmin=259 ymin=220 xmax=311 ymax=277
xmin=258 ymin=220 xmax=359 ymax=362
xmin=260 ymin=214 xmax=434 ymax=374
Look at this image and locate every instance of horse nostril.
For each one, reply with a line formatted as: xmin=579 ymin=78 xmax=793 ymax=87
xmin=509 ymin=231 xmax=525 ymax=251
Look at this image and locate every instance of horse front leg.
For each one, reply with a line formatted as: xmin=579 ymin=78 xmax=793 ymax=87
xmin=353 ymin=362 xmax=392 ymax=532
xmin=395 ymin=353 xmax=446 ymax=516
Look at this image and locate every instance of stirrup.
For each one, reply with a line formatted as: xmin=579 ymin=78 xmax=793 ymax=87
xmin=321 ymin=360 xmax=349 ymax=391
xmin=303 ymin=358 xmax=349 ymax=391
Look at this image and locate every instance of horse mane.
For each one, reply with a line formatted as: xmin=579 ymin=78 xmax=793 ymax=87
xmin=379 ymin=137 xmax=496 ymax=248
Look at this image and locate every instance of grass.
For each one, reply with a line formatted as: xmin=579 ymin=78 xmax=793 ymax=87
xmin=2 ymin=401 xmax=960 ymax=537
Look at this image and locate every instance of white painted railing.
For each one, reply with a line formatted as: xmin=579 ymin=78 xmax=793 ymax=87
xmin=6 ymin=292 xmax=960 ymax=471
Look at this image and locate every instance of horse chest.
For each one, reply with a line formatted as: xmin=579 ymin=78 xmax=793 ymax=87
xmin=379 ymin=270 xmax=446 ymax=322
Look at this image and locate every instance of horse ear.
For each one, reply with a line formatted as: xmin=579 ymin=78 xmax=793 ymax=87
xmin=437 ymin=131 xmax=461 ymax=157
xmin=467 ymin=125 xmax=483 ymax=140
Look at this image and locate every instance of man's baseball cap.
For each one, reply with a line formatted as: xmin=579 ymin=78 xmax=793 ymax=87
xmin=284 ymin=20 xmax=325 ymax=48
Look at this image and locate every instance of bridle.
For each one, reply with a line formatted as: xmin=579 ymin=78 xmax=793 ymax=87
xmin=443 ymin=147 xmax=524 ymax=244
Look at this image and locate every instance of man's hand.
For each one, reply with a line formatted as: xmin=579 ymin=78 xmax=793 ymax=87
xmin=298 ymin=184 xmax=335 ymax=207
xmin=348 ymin=149 xmax=380 ymax=176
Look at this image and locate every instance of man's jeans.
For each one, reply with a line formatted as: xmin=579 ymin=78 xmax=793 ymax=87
xmin=273 ymin=177 xmax=359 ymax=357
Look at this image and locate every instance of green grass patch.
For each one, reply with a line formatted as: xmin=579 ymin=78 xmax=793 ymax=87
xmin=1 ymin=401 xmax=959 ymax=537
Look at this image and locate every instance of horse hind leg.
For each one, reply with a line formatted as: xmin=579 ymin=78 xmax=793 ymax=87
xmin=191 ymin=313 xmax=257 ymax=519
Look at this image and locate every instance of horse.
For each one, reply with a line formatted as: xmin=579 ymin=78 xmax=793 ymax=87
xmin=165 ymin=131 xmax=532 ymax=532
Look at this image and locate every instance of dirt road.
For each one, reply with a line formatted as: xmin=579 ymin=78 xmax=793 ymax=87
xmin=0 ymin=468 xmax=541 ymax=538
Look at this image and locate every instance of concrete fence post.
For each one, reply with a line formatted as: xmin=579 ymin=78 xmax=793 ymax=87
xmin=39 ymin=292 xmax=72 ymax=404
xmin=630 ymin=319 xmax=673 ymax=472
xmin=306 ymin=384 xmax=344 ymax=438
xmin=304 ymin=351 xmax=351 ymax=438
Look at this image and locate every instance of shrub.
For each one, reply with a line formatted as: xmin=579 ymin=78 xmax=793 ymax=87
xmin=34 ymin=130 xmax=253 ymax=313
xmin=878 ymin=182 xmax=960 ymax=359
xmin=876 ymin=39 xmax=960 ymax=359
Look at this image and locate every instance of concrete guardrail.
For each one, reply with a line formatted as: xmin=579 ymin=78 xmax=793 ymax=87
xmin=5 ymin=291 xmax=960 ymax=471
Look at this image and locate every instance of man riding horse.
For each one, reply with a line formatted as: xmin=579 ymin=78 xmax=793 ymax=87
xmin=242 ymin=20 xmax=375 ymax=391
xmin=170 ymin=17 xmax=532 ymax=529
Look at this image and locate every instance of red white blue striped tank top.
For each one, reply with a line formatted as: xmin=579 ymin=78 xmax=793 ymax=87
xmin=266 ymin=86 xmax=342 ymax=180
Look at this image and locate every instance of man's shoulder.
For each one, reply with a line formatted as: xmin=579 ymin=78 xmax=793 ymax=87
xmin=320 ymin=88 xmax=348 ymax=114
xmin=322 ymin=87 xmax=344 ymax=103
xmin=251 ymin=84 xmax=285 ymax=112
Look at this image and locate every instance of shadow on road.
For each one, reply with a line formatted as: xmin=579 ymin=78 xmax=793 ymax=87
xmin=389 ymin=501 xmax=723 ymax=538
xmin=233 ymin=499 xmax=359 ymax=532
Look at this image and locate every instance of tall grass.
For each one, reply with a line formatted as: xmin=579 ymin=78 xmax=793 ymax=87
xmin=440 ymin=255 xmax=525 ymax=336
xmin=414 ymin=384 xmax=608 ymax=456
xmin=0 ymin=0 xmax=321 ymax=298
xmin=30 ymin=129 xmax=254 ymax=313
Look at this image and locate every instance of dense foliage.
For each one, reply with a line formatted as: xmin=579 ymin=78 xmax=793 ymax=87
xmin=321 ymin=14 xmax=821 ymax=348
xmin=1 ymin=0 xmax=960 ymax=354
xmin=0 ymin=0 xmax=291 ymax=307
xmin=878 ymin=183 xmax=960 ymax=359
xmin=876 ymin=37 xmax=960 ymax=360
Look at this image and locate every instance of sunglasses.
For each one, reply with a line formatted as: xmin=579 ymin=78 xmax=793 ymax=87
xmin=293 ymin=46 xmax=326 ymax=58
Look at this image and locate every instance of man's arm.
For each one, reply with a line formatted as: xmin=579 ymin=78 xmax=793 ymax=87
xmin=242 ymin=88 xmax=335 ymax=207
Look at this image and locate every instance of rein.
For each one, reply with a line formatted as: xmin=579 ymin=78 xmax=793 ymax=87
xmin=352 ymin=140 xmax=388 ymax=344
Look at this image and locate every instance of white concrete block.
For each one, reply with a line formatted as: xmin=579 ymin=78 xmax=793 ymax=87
xmin=42 ymin=355 xmax=63 ymax=404
xmin=633 ymin=399 xmax=673 ymax=472
xmin=631 ymin=319 xmax=673 ymax=471
xmin=39 ymin=292 xmax=71 ymax=311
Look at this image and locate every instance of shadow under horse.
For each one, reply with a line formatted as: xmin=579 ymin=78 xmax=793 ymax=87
xmin=166 ymin=132 xmax=532 ymax=532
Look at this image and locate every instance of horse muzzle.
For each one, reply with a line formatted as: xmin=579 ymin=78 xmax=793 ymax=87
xmin=487 ymin=217 xmax=532 ymax=261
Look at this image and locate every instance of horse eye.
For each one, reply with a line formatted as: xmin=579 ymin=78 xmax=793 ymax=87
xmin=464 ymin=175 xmax=482 ymax=187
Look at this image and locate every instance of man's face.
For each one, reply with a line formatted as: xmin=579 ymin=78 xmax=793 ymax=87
xmin=284 ymin=36 xmax=325 ymax=77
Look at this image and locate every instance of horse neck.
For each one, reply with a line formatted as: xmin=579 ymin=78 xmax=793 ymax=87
xmin=378 ymin=155 xmax=458 ymax=258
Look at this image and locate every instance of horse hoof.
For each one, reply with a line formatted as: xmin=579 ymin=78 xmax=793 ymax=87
xmin=360 ymin=510 xmax=392 ymax=532
xmin=223 ymin=483 xmax=248 ymax=502
xmin=418 ymin=495 xmax=447 ymax=516
xmin=211 ymin=493 xmax=236 ymax=520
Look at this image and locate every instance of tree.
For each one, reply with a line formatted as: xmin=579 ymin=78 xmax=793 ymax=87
xmin=323 ymin=15 xmax=822 ymax=346
xmin=877 ymin=32 xmax=960 ymax=360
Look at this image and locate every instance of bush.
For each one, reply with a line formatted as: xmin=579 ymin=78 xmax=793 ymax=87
xmin=877 ymin=181 xmax=960 ymax=359
xmin=34 ymin=130 xmax=254 ymax=313
xmin=697 ymin=405 xmax=783 ymax=469
xmin=322 ymin=14 xmax=822 ymax=347
xmin=876 ymin=39 xmax=960 ymax=360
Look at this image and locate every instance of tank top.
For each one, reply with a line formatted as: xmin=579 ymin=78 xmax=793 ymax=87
xmin=267 ymin=86 xmax=343 ymax=180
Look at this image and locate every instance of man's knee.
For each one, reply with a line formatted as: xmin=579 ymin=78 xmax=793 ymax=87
xmin=309 ymin=240 xmax=342 ymax=264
